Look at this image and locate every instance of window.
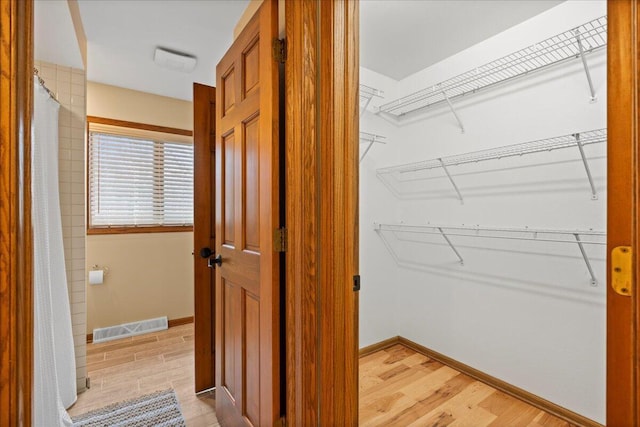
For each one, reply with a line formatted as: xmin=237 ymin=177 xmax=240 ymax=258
xmin=88 ymin=118 xmax=194 ymax=233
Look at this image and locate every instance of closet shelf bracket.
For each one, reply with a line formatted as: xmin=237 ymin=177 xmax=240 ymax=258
xmin=360 ymin=132 xmax=387 ymax=162
xmin=574 ymin=233 xmax=598 ymax=286
xmin=438 ymin=158 xmax=464 ymax=204
xmin=575 ymin=29 xmax=597 ymax=103
xmin=438 ymin=227 xmax=464 ymax=265
xmin=360 ymin=84 xmax=384 ymax=117
xmin=574 ymin=133 xmax=598 ymax=200
xmin=441 ymin=88 xmax=465 ymax=133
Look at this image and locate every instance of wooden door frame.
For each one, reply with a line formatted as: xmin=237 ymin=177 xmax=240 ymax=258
xmin=193 ymin=83 xmax=216 ymax=393
xmin=607 ymin=1 xmax=640 ymax=426
xmin=0 ymin=0 xmax=34 ymax=425
xmin=284 ymin=0 xmax=359 ymax=425
xmin=3 ymin=0 xmax=640 ymax=425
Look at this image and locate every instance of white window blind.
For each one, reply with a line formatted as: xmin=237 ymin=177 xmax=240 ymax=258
xmin=88 ymin=123 xmax=193 ymax=228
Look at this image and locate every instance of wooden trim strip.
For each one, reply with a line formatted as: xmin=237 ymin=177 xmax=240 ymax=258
xmin=87 ymin=316 xmax=194 ymax=343
xmin=87 ymin=225 xmax=193 ymax=235
xmin=87 ymin=116 xmax=193 ymax=137
xmin=358 ymin=336 xmax=400 ymax=358
xmin=167 ymin=316 xmax=194 ymax=328
xmin=394 ymin=336 xmax=603 ymax=427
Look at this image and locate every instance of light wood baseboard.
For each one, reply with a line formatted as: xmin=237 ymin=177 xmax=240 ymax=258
xmin=86 ymin=316 xmax=195 ymax=343
xmin=360 ymin=336 xmax=602 ymax=427
xmin=359 ymin=336 xmax=401 ymax=357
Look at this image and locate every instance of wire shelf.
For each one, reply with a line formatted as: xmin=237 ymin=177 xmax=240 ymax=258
xmin=360 ymin=131 xmax=386 ymax=144
xmin=360 ymin=84 xmax=384 ymax=101
xmin=377 ymin=128 xmax=606 ymax=174
xmin=374 ymin=222 xmax=605 ymax=285
xmin=378 ymin=16 xmax=607 ymax=116
xmin=374 ymin=222 xmax=606 ymax=243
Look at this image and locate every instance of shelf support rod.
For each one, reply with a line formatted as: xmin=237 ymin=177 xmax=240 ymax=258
xmin=360 ymin=96 xmax=373 ymax=117
xmin=574 ymin=233 xmax=597 ymax=286
xmin=437 ymin=227 xmax=464 ymax=265
xmin=439 ymin=158 xmax=464 ymax=204
xmin=575 ymin=29 xmax=597 ymax=102
xmin=360 ymin=136 xmax=377 ymax=163
xmin=441 ymin=89 xmax=465 ymax=133
xmin=574 ymin=133 xmax=598 ymax=200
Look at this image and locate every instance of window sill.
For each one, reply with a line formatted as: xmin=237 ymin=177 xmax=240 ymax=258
xmin=87 ymin=225 xmax=193 ymax=235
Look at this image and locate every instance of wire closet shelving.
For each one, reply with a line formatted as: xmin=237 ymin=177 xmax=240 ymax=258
xmin=374 ymin=222 xmax=606 ymax=286
xmin=359 ymin=131 xmax=386 ymax=162
xmin=376 ymin=128 xmax=606 ymax=202
xmin=360 ymin=84 xmax=384 ymax=119
xmin=377 ymin=16 xmax=607 ymax=122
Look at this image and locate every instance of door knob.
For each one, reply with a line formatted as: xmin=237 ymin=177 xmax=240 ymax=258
xmin=208 ymin=254 xmax=222 ymax=269
xmin=213 ymin=254 xmax=222 ymax=267
xmin=199 ymin=247 xmax=213 ymax=258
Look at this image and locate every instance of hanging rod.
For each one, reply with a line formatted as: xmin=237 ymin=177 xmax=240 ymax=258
xmin=377 ymin=16 xmax=607 ymax=117
xmin=374 ymin=222 xmax=605 ymax=285
xmin=359 ymin=132 xmax=387 ymax=162
xmin=33 ymin=68 xmax=59 ymax=103
xmin=376 ymin=128 xmax=606 ymax=201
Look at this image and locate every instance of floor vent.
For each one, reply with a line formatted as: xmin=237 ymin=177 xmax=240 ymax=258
xmin=92 ymin=316 xmax=168 ymax=343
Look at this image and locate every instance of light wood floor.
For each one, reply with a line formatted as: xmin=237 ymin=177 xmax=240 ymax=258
xmin=69 ymin=324 xmax=575 ymax=426
xmin=67 ymin=323 xmax=219 ymax=426
xmin=360 ymin=344 xmax=576 ymax=427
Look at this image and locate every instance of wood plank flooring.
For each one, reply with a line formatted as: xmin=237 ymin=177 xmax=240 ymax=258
xmin=360 ymin=344 xmax=577 ymax=427
xmin=67 ymin=323 xmax=218 ymax=426
xmin=68 ymin=324 xmax=576 ymax=426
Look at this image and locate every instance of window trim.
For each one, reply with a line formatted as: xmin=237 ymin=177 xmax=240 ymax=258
xmin=86 ymin=116 xmax=194 ymax=235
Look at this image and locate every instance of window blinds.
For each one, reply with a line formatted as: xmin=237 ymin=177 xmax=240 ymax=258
xmin=88 ymin=123 xmax=194 ymax=228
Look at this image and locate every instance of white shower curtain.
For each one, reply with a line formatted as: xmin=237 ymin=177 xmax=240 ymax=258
xmin=32 ymin=76 xmax=76 ymax=426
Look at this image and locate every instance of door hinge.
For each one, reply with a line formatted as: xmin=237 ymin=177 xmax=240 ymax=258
xmin=274 ymin=227 xmax=287 ymax=252
xmin=612 ymin=246 xmax=633 ymax=296
xmin=273 ymin=38 xmax=286 ymax=63
xmin=353 ymin=275 xmax=361 ymax=292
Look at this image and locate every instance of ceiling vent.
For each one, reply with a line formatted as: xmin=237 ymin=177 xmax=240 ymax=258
xmin=153 ymin=47 xmax=197 ymax=73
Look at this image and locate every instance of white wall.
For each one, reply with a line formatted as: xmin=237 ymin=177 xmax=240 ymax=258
xmin=359 ymin=68 xmax=401 ymax=347
xmin=359 ymin=1 xmax=607 ymax=422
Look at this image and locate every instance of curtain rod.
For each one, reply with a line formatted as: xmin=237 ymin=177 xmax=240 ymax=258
xmin=33 ymin=68 xmax=60 ymax=104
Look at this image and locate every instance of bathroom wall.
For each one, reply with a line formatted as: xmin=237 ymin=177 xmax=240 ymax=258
xmin=86 ymin=82 xmax=194 ymax=333
xmin=34 ymin=60 xmax=87 ymax=393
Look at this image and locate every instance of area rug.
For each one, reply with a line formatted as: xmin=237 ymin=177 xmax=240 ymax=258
xmin=72 ymin=389 xmax=186 ymax=427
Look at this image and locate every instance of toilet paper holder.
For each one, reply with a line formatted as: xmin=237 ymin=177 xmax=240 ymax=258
xmin=90 ymin=264 xmax=110 ymax=276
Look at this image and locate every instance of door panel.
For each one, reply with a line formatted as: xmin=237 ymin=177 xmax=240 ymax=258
xmin=193 ymin=83 xmax=216 ymax=393
xmin=215 ymin=1 xmax=280 ymax=425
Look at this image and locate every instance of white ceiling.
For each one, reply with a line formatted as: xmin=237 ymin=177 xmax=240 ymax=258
xmin=34 ymin=0 xmax=84 ymax=69
xmin=77 ymin=0 xmax=249 ymax=101
xmin=361 ymin=0 xmax=565 ymax=81
xmin=36 ymin=0 xmax=566 ymax=102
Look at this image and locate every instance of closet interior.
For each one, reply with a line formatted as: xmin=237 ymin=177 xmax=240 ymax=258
xmin=359 ymin=1 xmax=607 ymax=424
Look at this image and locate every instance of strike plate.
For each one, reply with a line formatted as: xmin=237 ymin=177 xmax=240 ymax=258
xmin=611 ymin=246 xmax=632 ymax=296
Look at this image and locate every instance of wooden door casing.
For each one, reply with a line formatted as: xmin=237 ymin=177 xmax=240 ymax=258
xmin=0 ymin=0 xmax=34 ymax=425
xmin=193 ymin=83 xmax=216 ymax=393
xmin=285 ymin=0 xmax=360 ymax=425
xmin=214 ymin=1 xmax=281 ymax=426
xmin=607 ymin=1 xmax=639 ymax=426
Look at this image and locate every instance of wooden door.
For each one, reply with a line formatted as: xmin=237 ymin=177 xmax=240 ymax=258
xmin=193 ymin=83 xmax=216 ymax=393
xmin=607 ymin=1 xmax=640 ymax=425
xmin=214 ymin=1 xmax=281 ymax=425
